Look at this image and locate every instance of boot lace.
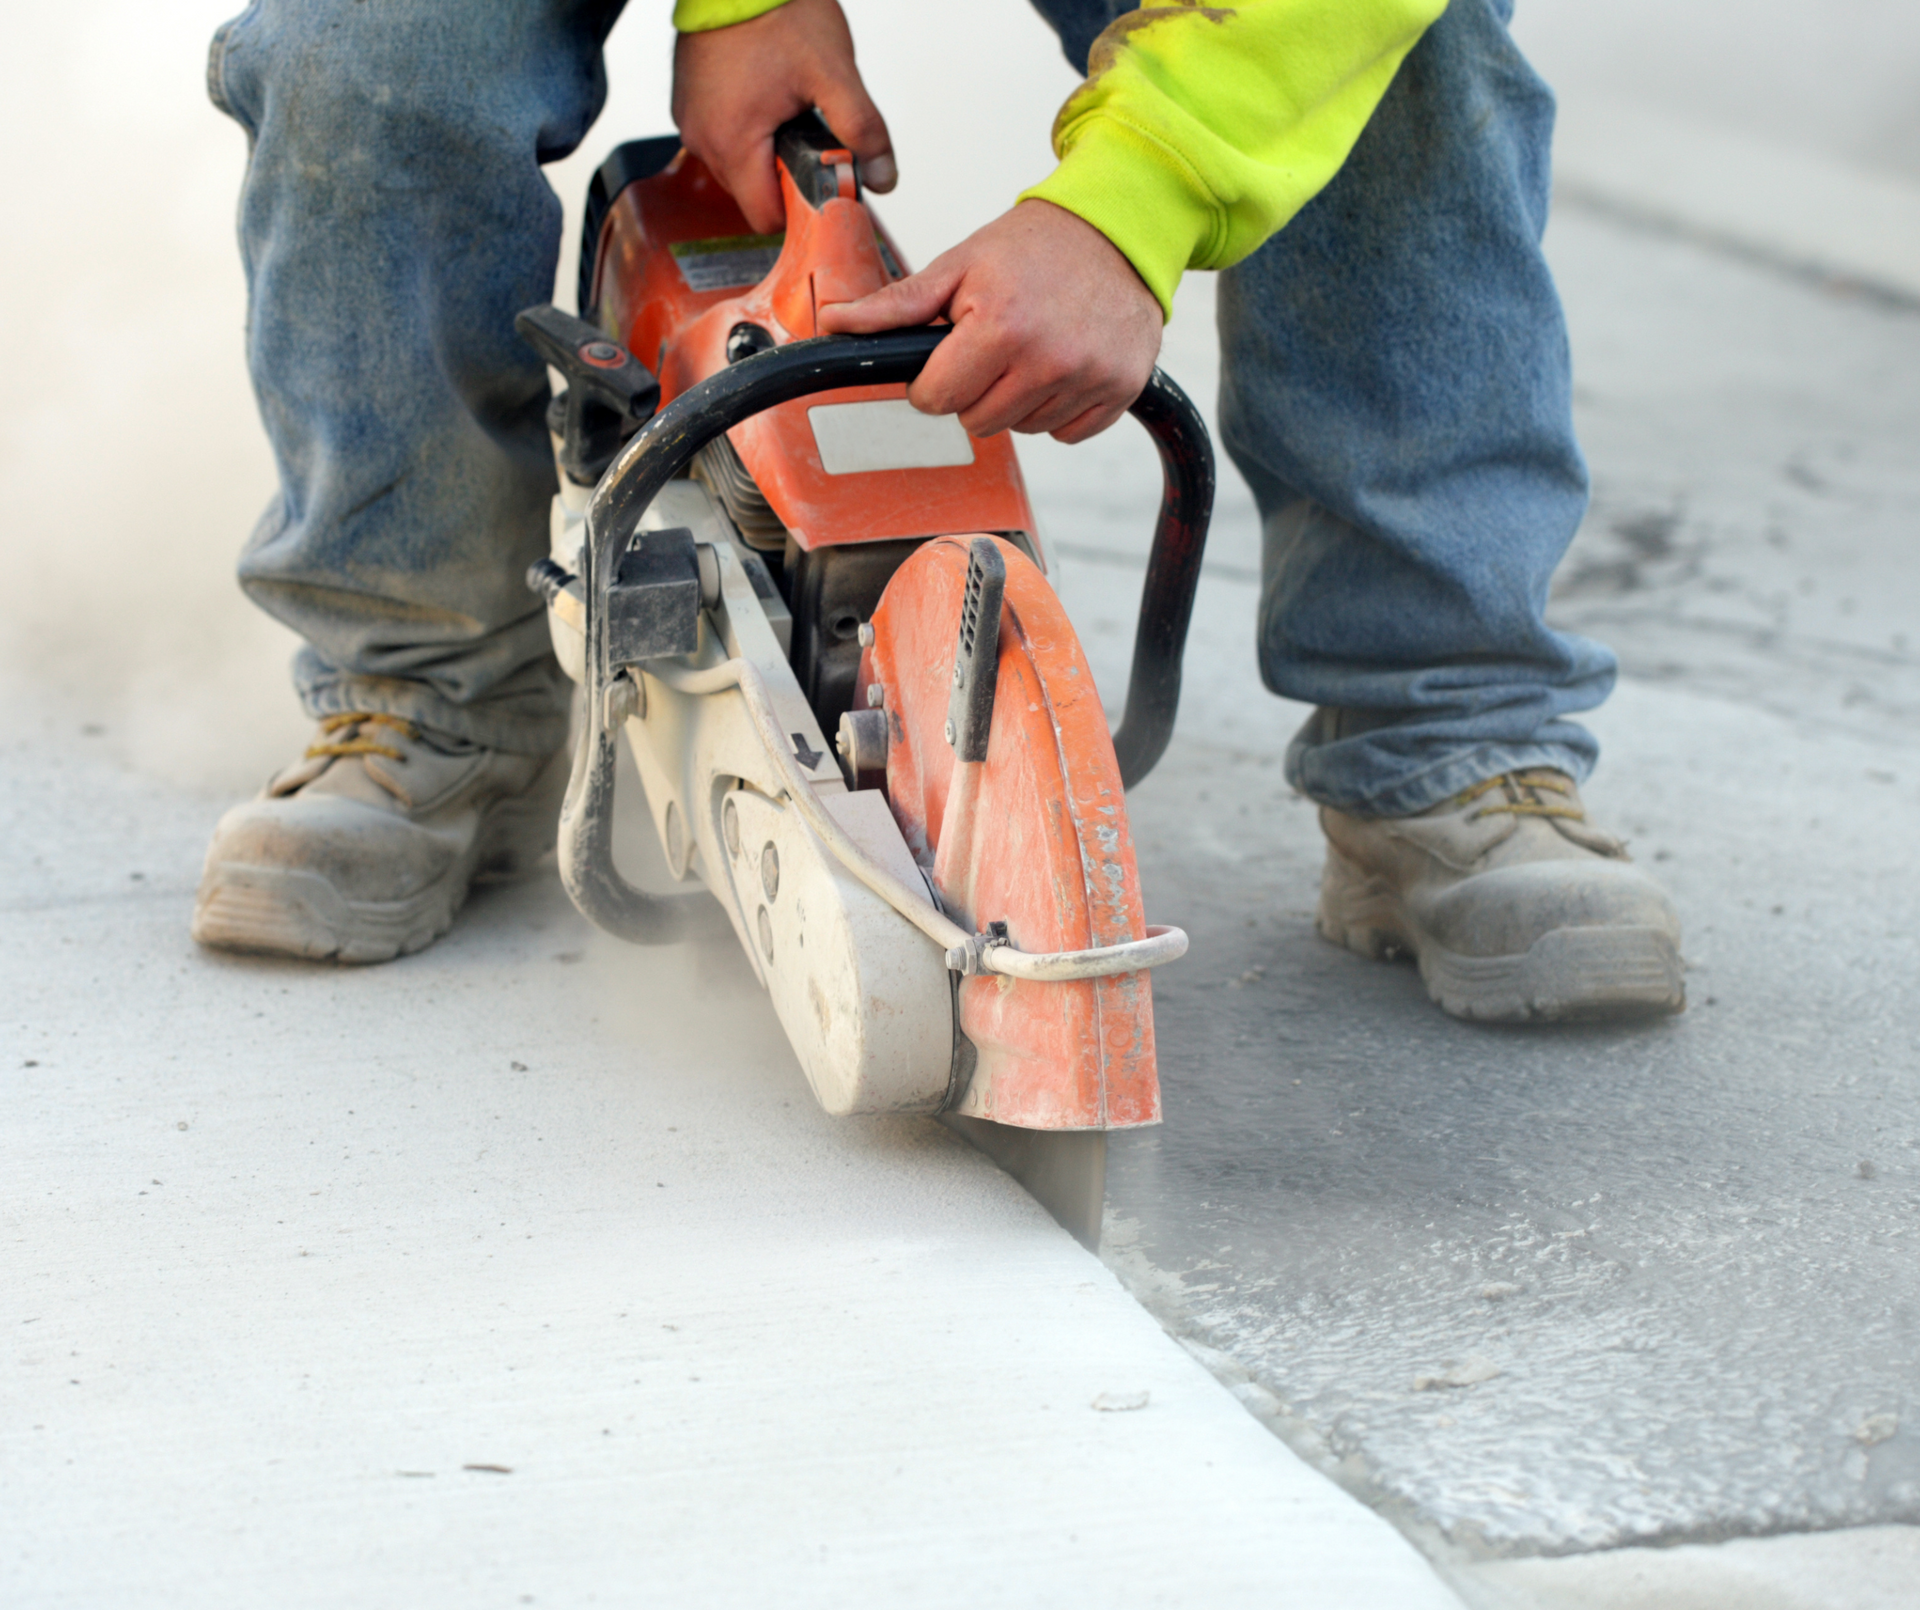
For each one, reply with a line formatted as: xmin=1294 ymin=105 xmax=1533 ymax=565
xmin=1453 ymin=769 xmax=1585 ymax=822
xmin=305 ymin=712 xmax=417 ymax=763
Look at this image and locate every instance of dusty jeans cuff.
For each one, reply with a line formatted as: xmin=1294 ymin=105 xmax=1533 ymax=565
xmin=1286 ymin=735 xmax=1598 ymax=820
xmin=298 ymin=671 xmax=569 ymax=758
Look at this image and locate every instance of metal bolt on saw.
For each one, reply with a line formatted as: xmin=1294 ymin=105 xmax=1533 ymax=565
xmin=520 ymin=114 xmax=1215 ymax=1248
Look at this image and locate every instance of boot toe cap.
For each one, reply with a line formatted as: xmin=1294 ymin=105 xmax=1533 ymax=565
xmin=1417 ymin=857 xmax=1681 ymax=960
xmin=200 ymin=794 xmax=459 ymax=906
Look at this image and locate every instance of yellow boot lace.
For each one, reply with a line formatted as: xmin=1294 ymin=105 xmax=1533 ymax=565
xmin=304 ymin=712 xmax=417 ymax=763
xmin=1452 ymin=769 xmax=1586 ymax=822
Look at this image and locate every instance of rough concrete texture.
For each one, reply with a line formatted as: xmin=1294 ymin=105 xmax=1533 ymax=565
xmin=1021 ymin=194 xmax=1920 ymax=1573
xmin=1464 ymin=1526 xmax=1920 ymax=1610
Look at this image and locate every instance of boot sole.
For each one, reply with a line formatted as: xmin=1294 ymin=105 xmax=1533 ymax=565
xmin=1318 ymin=854 xmax=1685 ymax=1023
xmin=191 ymin=752 xmax=566 ymax=965
xmin=192 ymin=867 xmax=460 ymax=964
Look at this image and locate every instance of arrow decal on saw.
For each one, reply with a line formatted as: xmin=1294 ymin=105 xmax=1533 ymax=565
xmin=791 ymin=732 xmax=825 ymax=770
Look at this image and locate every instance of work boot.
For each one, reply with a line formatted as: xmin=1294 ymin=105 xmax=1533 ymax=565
xmin=1315 ymin=769 xmax=1684 ymax=1021
xmin=192 ymin=713 xmax=566 ymax=963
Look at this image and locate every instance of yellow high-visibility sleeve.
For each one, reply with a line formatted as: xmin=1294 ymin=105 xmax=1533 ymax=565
xmin=1021 ymin=0 xmax=1447 ymax=317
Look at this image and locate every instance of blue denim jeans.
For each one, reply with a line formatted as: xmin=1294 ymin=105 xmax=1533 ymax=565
xmin=211 ymin=0 xmax=1616 ymax=811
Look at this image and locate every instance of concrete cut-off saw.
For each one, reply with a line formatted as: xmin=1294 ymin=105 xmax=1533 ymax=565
xmin=519 ymin=115 xmax=1214 ymax=1247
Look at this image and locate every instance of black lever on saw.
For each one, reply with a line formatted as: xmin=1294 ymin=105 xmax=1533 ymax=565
xmin=773 ymin=110 xmax=862 ymax=208
xmin=547 ymin=327 xmax=1214 ymax=944
xmin=515 ymin=304 xmax=661 ymax=486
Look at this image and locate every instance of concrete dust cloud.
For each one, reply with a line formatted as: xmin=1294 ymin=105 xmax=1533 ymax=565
xmin=0 ymin=4 xmax=291 ymax=793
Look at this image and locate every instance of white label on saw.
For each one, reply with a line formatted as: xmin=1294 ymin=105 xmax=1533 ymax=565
xmin=669 ymin=234 xmax=784 ymax=292
xmin=807 ymin=400 xmax=976 ymax=475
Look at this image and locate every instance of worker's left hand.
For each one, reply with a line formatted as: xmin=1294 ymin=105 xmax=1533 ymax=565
xmin=672 ymin=0 xmax=896 ymax=236
xmin=817 ymin=200 xmax=1164 ymax=444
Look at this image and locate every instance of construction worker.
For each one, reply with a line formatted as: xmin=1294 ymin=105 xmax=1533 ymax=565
xmin=194 ymin=0 xmax=1683 ymax=1021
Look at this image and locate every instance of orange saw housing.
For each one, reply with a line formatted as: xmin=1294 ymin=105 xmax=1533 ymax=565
xmin=581 ymin=135 xmax=1162 ymax=1131
xmin=590 ymin=149 xmax=1036 ymax=555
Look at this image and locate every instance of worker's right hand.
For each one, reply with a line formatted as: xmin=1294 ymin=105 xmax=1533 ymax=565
xmin=672 ymin=0 xmax=897 ymax=236
xmin=819 ymin=199 xmax=1165 ymax=444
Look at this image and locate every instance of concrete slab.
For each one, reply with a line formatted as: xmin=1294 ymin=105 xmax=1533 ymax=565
xmin=1547 ymin=210 xmax=1920 ymax=743
xmin=0 ymin=703 xmax=1463 ymax=1609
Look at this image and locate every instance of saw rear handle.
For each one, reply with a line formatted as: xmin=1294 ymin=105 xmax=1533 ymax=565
xmin=521 ymin=321 xmax=1215 ymax=951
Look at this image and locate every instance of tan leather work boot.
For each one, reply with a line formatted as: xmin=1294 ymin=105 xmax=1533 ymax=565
xmin=1316 ymin=769 xmax=1684 ymax=1022
xmin=192 ymin=713 xmax=566 ymax=963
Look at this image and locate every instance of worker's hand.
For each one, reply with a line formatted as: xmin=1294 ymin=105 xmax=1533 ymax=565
xmin=817 ymin=200 xmax=1163 ymax=444
xmin=672 ymin=0 xmax=896 ymax=235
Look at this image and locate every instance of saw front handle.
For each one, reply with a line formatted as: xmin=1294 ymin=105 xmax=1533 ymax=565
xmin=546 ymin=326 xmax=1215 ymax=946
